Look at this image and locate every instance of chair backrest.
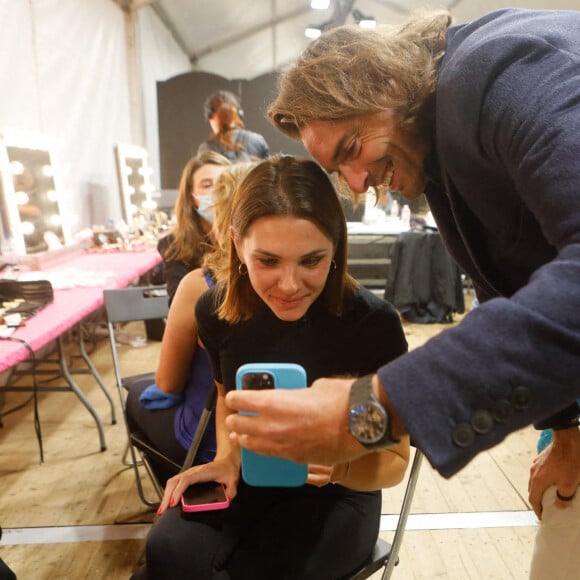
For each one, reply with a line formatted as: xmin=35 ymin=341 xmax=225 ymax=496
xmin=103 ymin=285 xmax=169 ymax=324
xmin=103 ymin=286 xmax=169 ymax=397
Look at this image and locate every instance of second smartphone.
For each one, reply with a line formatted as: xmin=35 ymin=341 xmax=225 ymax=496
xmin=181 ymin=481 xmax=230 ymax=512
xmin=235 ymin=363 xmax=308 ymax=487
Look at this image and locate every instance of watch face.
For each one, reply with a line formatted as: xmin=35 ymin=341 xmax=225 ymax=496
xmin=349 ymin=402 xmax=387 ymax=444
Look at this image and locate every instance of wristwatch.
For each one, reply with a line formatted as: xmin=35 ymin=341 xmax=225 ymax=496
xmin=348 ymin=374 xmax=399 ymax=450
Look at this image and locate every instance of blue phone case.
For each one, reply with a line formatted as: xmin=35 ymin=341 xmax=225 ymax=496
xmin=235 ymin=363 xmax=308 ymax=487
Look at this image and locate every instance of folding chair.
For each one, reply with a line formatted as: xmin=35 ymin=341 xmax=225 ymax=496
xmin=344 ymin=447 xmax=424 ymax=580
xmin=103 ymin=285 xmax=174 ymax=507
xmin=104 ymin=284 xmax=220 ymax=510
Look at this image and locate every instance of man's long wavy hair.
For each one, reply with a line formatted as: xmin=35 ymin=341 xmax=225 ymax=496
xmin=165 ymin=151 xmax=230 ymax=265
xmin=217 ymin=155 xmax=358 ymax=324
xmin=268 ymin=10 xmax=452 ymax=140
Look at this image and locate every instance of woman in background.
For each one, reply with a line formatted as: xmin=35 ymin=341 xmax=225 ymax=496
xmin=158 ymin=151 xmax=230 ymax=304
xmin=197 ymin=89 xmax=269 ymax=162
xmin=126 ymin=163 xmax=254 ymax=484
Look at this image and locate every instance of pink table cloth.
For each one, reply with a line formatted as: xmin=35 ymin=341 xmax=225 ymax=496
xmin=0 ymin=249 xmax=162 ymax=373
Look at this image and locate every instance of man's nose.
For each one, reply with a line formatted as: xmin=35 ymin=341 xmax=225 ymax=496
xmin=338 ymin=164 xmax=369 ymax=194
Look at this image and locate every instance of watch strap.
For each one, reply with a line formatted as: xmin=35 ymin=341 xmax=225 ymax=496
xmin=349 ymin=374 xmax=376 ymax=408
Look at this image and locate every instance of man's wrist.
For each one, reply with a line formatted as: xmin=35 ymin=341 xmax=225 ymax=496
xmin=534 ymin=402 xmax=580 ymax=430
xmin=552 ymin=424 xmax=580 ymax=444
xmin=552 ymin=417 xmax=580 ymax=431
xmin=371 ymin=374 xmax=407 ymax=440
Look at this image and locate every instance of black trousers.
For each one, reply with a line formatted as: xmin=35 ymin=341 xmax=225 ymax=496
xmin=124 ymin=379 xmax=187 ymax=484
xmin=133 ymin=481 xmax=381 ymax=580
xmin=0 ymin=527 xmax=16 ymax=580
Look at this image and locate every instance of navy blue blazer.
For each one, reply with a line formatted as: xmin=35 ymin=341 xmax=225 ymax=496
xmin=377 ymin=8 xmax=580 ymax=477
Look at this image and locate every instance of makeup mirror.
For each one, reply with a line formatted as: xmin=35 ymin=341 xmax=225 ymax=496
xmin=115 ymin=144 xmax=156 ymax=225
xmin=0 ymin=132 xmax=69 ymax=255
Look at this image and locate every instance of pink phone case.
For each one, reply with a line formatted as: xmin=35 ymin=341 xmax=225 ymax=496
xmin=180 ymin=481 xmax=230 ymax=513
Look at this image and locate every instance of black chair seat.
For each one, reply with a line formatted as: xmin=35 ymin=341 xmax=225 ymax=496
xmin=343 ymin=537 xmax=397 ymax=580
xmin=121 ymin=371 xmax=156 ymax=391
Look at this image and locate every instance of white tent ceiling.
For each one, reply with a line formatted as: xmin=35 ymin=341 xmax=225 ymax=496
xmin=134 ymin=0 xmax=579 ymax=81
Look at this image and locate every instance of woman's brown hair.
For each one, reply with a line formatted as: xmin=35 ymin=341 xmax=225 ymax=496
xmin=204 ymin=90 xmax=246 ymax=154
xmin=201 ymin=161 xmax=258 ymax=280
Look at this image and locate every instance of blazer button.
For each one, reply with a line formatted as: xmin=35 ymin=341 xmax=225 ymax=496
xmin=511 ymin=386 xmax=532 ymax=410
xmin=471 ymin=410 xmax=494 ymax=434
xmin=452 ymin=423 xmax=475 ymax=448
xmin=492 ymin=399 xmax=514 ymax=423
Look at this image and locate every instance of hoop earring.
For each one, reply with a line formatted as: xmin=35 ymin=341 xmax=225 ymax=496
xmin=238 ymin=263 xmax=248 ymax=276
xmin=330 ymin=260 xmax=337 ymax=272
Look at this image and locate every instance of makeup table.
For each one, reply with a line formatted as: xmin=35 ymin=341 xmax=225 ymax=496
xmin=0 ymin=246 xmax=163 ymax=454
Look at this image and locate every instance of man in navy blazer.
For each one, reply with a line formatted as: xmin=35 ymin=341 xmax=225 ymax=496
xmin=226 ymin=8 xmax=580 ymax=519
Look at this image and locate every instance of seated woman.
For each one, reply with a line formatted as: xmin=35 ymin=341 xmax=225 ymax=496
xmin=125 ymin=163 xmax=255 ymax=484
xmin=133 ymin=155 xmax=410 ymax=579
xmin=158 ymin=150 xmax=231 ymax=304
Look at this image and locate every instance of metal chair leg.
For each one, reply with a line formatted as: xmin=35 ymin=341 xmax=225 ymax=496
xmin=381 ymin=449 xmax=424 ymax=580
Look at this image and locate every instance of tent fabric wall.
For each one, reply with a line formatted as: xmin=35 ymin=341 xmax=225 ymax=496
xmin=0 ymin=0 xmax=189 ymax=235
xmin=0 ymin=2 xmax=40 ymax=130
xmin=136 ymin=5 xmax=191 ymax=202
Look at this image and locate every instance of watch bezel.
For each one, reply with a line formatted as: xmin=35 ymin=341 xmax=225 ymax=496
xmin=348 ymin=401 xmax=388 ymax=444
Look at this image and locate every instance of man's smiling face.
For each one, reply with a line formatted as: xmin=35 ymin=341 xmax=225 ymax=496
xmin=300 ymin=111 xmax=429 ymax=201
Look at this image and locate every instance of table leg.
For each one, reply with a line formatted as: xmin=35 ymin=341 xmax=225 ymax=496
xmin=76 ymin=324 xmax=117 ymax=425
xmin=56 ymin=336 xmax=107 ymax=452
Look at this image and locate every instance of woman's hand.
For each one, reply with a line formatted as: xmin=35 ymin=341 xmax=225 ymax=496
xmin=307 ymin=464 xmax=334 ymax=487
xmin=157 ymin=458 xmax=240 ymax=515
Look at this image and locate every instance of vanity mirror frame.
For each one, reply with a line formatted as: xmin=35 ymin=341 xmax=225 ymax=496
xmin=0 ymin=130 xmax=71 ymax=256
xmin=114 ymin=143 xmax=156 ymax=225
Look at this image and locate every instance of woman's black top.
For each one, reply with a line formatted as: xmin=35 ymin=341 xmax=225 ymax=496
xmin=196 ymin=285 xmax=407 ymax=392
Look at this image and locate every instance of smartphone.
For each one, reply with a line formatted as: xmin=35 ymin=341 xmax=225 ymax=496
xmin=180 ymin=481 xmax=230 ymax=512
xmin=235 ymin=363 xmax=308 ymax=488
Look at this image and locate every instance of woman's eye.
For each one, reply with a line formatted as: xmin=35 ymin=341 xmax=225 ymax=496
xmin=302 ymin=256 xmax=323 ymax=267
xmin=258 ymin=257 xmax=278 ymax=267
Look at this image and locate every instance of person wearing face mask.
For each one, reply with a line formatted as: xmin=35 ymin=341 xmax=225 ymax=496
xmin=157 ymin=151 xmax=231 ymax=304
xmin=193 ymin=190 xmax=214 ymax=224
xmin=125 ymin=163 xmax=255 ymax=485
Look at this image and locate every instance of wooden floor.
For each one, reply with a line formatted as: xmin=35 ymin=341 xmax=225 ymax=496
xmin=0 ymin=298 xmax=540 ymax=579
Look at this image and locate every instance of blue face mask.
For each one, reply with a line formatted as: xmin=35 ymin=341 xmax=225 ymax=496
xmin=194 ymin=195 xmax=215 ymax=224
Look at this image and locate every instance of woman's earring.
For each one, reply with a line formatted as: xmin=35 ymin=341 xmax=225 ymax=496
xmin=238 ymin=263 xmax=248 ymax=276
xmin=330 ymin=260 xmax=337 ymax=272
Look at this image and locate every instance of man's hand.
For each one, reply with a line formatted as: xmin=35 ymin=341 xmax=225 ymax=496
xmin=224 ymin=376 xmax=367 ymax=465
xmin=529 ymin=427 xmax=580 ymax=519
